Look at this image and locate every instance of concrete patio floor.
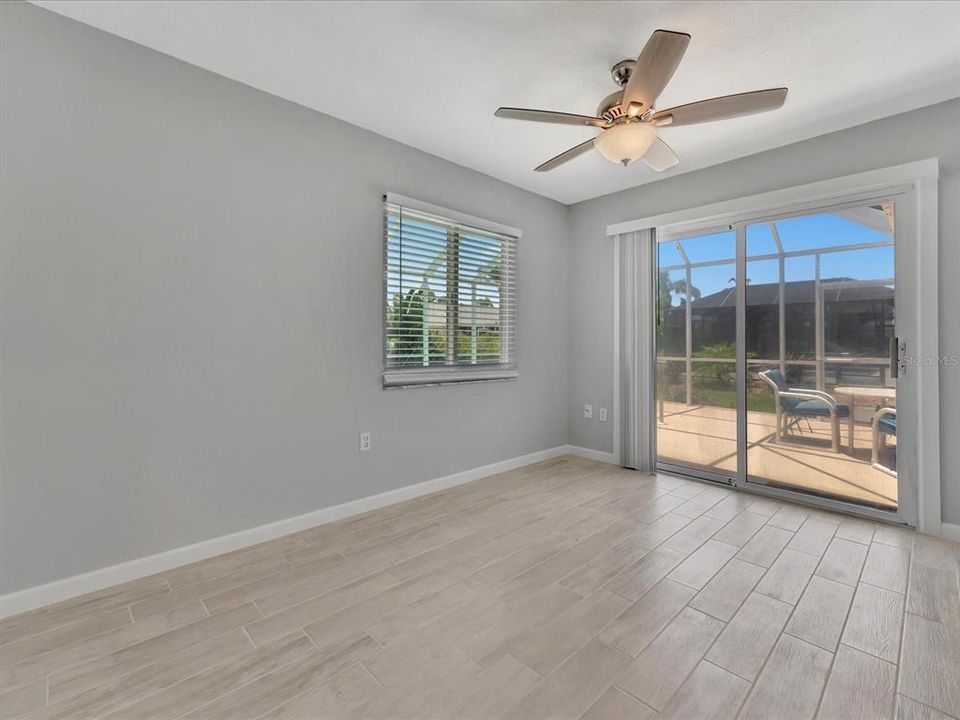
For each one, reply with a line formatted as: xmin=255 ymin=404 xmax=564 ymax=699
xmin=657 ymin=400 xmax=897 ymax=509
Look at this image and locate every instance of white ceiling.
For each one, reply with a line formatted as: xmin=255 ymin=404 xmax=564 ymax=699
xmin=32 ymin=1 xmax=960 ymax=205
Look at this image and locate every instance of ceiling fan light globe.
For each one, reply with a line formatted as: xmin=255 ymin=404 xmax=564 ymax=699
xmin=595 ymin=122 xmax=657 ymax=166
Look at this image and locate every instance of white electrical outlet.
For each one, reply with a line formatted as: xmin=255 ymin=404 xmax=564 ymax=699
xmin=359 ymin=431 xmax=372 ymax=452
xmin=599 ymin=408 xmax=608 ymax=422
xmin=584 ymin=404 xmax=593 ymax=419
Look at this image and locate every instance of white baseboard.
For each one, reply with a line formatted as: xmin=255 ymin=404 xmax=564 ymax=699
xmin=1 ymin=445 xmax=589 ymax=619
xmin=6 ymin=437 xmax=946 ymax=619
xmin=562 ymin=444 xmax=618 ymax=465
xmin=942 ymin=522 xmax=960 ymax=543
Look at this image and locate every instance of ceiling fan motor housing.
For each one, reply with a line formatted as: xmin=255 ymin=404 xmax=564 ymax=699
xmin=599 ymin=59 xmax=643 ymax=121
xmin=597 ymin=89 xmax=626 ymax=121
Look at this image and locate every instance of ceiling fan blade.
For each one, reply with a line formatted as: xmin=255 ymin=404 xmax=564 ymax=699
xmin=653 ymin=88 xmax=788 ymax=127
xmin=621 ymin=30 xmax=691 ymax=114
xmin=495 ymin=107 xmax=609 ymax=128
xmin=534 ymin=137 xmax=596 ymax=172
xmin=642 ymin=136 xmax=679 ymax=172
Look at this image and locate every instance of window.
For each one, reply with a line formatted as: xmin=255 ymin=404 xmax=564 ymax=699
xmin=383 ymin=193 xmax=518 ymax=387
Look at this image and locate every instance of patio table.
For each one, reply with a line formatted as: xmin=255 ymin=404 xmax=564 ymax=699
xmin=833 ymin=385 xmax=897 ymax=453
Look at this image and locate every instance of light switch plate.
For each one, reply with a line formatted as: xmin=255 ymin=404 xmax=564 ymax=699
xmin=584 ymin=404 xmax=593 ymax=419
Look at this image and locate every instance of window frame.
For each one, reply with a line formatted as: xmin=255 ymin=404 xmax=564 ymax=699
xmin=382 ymin=192 xmax=520 ymax=388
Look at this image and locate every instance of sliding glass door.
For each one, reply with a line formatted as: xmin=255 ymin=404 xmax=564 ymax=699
xmin=656 ymin=229 xmax=738 ymax=483
xmin=655 ymin=196 xmax=915 ymax=522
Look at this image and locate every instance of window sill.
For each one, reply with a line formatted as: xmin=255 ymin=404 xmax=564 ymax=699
xmin=383 ymin=367 xmax=519 ymax=389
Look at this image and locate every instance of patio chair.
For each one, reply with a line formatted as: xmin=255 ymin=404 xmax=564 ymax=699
xmin=758 ymin=369 xmax=849 ymax=452
xmin=871 ymin=407 xmax=896 ymax=474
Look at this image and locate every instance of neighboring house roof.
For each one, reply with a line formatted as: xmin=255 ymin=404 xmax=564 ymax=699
xmin=683 ymin=278 xmax=894 ymax=310
xmin=423 ymin=302 xmax=500 ymax=329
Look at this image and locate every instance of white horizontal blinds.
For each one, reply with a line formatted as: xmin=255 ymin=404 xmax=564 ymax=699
xmin=384 ymin=198 xmax=518 ymax=384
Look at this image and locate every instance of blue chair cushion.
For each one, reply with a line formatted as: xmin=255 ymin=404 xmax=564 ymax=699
xmin=878 ymin=416 xmax=896 ymax=435
xmin=765 ymin=370 xmax=800 ymax=410
xmin=791 ymin=399 xmax=850 ymax=418
xmin=765 ymin=369 xmax=790 ymax=391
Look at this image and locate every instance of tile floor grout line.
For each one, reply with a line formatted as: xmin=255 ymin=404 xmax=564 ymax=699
xmin=895 ymin=539 xmax=916 ymax=699
xmin=130 ymin=630 xmax=328 ymax=720
xmin=505 ymin=504 xmax=724 ymax=712
xmin=898 ymin=694 xmax=960 ymax=720
xmin=610 ymin=670 xmax=669 ymax=714
xmin=704 ymin=657 xmax=755 ymax=719
xmin=45 ymin=624 xmax=266 ymax=720
xmin=500 ymin=586 xmax=630 ymax=683
xmin=247 ymin=658 xmax=373 ymax=720
xmin=256 ymin=500 xmax=602 ymax=632
xmin=811 ymin=534 xmax=903 ymax=720
xmin=723 ymin=519 xmax=821 ymax=715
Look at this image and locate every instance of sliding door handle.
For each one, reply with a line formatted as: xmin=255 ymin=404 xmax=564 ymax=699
xmin=891 ymin=337 xmax=906 ymax=378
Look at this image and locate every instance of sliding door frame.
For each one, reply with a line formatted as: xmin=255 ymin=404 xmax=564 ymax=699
xmin=611 ymin=159 xmax=941 ymax=534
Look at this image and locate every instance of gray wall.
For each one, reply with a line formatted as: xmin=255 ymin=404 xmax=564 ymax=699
xmin=566 ymin=99 xmax=960 ymax=525
xmin=2 ymin=1 xmax=957 ymax=596
xmin=0 ymin=2 xmax=570 ymax=593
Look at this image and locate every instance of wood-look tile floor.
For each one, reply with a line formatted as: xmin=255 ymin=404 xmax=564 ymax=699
xmin=2 ymin=456 xmax=958 ymax=720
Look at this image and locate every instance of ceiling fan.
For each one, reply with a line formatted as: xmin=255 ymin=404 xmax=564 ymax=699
xmin=494 ymin=30 xmax=788 ymax=172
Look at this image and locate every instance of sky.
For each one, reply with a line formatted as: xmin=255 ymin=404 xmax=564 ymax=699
xmin=658 ymin=210 xmax=895 ymax=306
xmin=386 ymin=208 xmax=895 ymax=312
